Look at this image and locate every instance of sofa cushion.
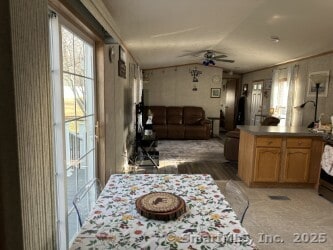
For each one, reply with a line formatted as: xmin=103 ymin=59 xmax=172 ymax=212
xmin=183 ymin=106 xmax=205 ymax=125
xmin=153 ymin=125 xmax=167 ymax=139
xmin=261 ymin=116 xmax=280 ymax=126
xmin=225 ymin=130 xmax=240 ymax=139
xmin=185 ymin=125 xmax=208 ymax=139
xmin=146 ymin=106 xmax=166 ymax=125
xmin=167 ymin=107 xmax=183 ymax=125
xmin=167 ymin=124 xmax=185 ymax=139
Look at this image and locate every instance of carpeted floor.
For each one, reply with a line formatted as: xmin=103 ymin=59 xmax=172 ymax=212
xmin=134 ymin=138 xmax=239 ymax=180
xmin=158 ymin=139 xmax=227 ymax=163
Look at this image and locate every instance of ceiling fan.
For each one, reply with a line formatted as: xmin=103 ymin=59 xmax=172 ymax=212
xmin=180 ymin=50 xmax=235 ymax=66
xmin=202 ymin=50 xmax=235 ymax=66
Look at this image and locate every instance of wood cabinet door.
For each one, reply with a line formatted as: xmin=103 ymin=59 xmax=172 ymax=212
xmin=283 ymin=148 xmax=311 ymax=183
xmin=254 ymin=148 xmax=281 ymax=182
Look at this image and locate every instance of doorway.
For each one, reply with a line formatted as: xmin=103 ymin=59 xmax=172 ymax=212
xmin=224 ymin=79 xmax=239 ymax=131
xmin=250 ymin=82 xmax=263 ymax=125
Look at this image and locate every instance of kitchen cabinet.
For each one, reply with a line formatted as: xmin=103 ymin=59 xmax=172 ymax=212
xmin=237 ymin=126 xmax=324 ymax=188
xmin=254 ymin=147 xmax=281 ymax=182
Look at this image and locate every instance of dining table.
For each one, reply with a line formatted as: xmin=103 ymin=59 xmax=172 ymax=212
xmin=70 ymin=174 xmax=255 ymax=249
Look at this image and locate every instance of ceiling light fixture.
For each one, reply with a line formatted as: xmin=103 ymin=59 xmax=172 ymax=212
xmin=203 ymin=59 xmax=215 ymax=66
xmin=270 ymin=36 xmax=280 ymax=43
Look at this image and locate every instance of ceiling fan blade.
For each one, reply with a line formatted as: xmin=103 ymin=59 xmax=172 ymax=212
xmin=215 ymin=59 xmax=235 ymax=63
xmin=178 ymin=50 xmax=208 ymax=57
xmin=208 ymin=49 xmax=227 ymax=54
xmin=213 ymin=54 xmax=228 ymax=59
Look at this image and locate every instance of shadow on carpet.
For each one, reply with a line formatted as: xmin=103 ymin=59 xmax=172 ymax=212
xmin=177 ymin=160 xmax=240 ymax=181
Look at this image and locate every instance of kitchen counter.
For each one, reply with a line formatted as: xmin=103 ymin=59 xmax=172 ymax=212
xmin=237 ymin=125 xmax=323 ymax=137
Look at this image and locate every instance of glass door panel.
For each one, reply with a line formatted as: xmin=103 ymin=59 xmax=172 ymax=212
xmin=50 ymin=13 xmax=97 ymax=249
xmin=61 ymin=25 xmax=96 ymax=244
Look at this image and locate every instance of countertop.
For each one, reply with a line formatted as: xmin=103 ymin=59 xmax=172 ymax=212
xmin=237 ymin=125 xmax=324 ymax=137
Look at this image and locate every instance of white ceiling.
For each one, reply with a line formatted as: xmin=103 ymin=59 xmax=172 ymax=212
xmin=102 ymin=0 xmax=333 ymax=73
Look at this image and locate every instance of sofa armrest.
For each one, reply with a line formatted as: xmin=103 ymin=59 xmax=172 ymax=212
xmin=225 ymin=130 xmax=240 ymax=139
xmin=200 ymin=119 xmax=211 ymax=125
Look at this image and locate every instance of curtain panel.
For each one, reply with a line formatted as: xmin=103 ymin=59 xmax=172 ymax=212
xmin=270 ymin=65 xmax=299 ymax=126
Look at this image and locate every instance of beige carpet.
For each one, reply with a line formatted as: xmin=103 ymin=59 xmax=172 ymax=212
xmin=158 ymin=138 xmax=227 ymax=163
xmin=134 ymin=138 xmax=239 ymax=180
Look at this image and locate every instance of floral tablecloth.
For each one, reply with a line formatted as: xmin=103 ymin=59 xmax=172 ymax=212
xmin=70 ymin=174 xmax=255 ymax=249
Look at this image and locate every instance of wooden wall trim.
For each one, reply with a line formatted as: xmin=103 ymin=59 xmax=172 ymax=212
xmin=243 ymin=50 xmax=333 ymax=75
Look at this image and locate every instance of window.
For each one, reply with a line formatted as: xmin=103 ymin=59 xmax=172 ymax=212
xmin=49 ymin=12 xmax=96 ymax=249
xmin=272 ymin=78 xmax=289 ymax=126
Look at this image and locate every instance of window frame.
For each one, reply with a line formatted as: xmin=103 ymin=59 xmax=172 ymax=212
xmin=49 ymin=10 xmax=98 ymax=249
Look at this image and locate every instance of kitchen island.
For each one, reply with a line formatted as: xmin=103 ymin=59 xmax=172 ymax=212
xmin=237 ymin=126 xmax=324 ymax=188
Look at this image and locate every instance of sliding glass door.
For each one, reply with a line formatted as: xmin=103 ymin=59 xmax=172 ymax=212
xmin=61 ymin=25 xmax=96 ymax=243
xmin=49 ymin=12 xmax=96 ymax=249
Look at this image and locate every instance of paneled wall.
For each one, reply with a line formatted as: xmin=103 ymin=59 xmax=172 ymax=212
xmin=242 ymin=53 xmax=333 ymax=127
xmin=3 ymin=0 xmax=56 ymax=249
xmin=83 ymin=0 xmax=141 ymax=176
xmin=143 ymin=65 xmax=224 ymax=134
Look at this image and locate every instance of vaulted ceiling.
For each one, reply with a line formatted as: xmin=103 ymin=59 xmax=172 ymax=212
xmin=101 ymin=0 xmax=333 ymax=73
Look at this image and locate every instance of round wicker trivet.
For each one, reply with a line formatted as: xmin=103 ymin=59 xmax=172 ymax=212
xmin=136 ymin=192 xmax=186 ymax=221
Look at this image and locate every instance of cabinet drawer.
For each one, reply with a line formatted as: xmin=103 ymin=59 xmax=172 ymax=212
xmin=256 ymin=137 xmax=282 ymax=147
xmin=286 ymin=138 xmax=311 ymax=148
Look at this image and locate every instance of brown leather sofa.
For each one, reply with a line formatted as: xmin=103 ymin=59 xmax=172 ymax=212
xmin=224 ymin=116 xmax=280 ymax=161
xmin=144 ymin=106 xmax=211 ymax=139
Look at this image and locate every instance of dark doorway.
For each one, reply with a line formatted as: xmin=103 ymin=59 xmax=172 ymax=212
xmin=224 ymin=79 xmax=240 ymax=131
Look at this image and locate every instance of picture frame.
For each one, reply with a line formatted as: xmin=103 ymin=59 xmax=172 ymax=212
xmin=119 ymin=45 xmax=126 ymax=62
xmin=264 ymin=79 xmax=272 ymax=90
xmin=118 ymin=61 xmax=126 ymax=79
xmin=118 ymin=45 xmax=126 ymax=79
xmin=210 ymin=88 xmax=221 ymax=98
xmin=307 ymin=71 xmax=329 ymax=97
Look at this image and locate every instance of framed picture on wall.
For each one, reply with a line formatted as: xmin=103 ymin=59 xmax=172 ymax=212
xmin=118 ymin=45 xmax=126 ymax=79
xmin=307 ymin=71 xmax=329 ymax=97
xmin=264 ymin=79 xmax=272 ymax=90
xmin=119 ymin=45 xmax=126 ymax=62
xmin=118 ymin=61 xmax=126 ymax=79
xmin=210 ymin=88 xmax=221 ymax=98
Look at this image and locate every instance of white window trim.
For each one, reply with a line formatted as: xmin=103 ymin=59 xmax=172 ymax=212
xmin=49 ymin=10 xmax=97 ymax=250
